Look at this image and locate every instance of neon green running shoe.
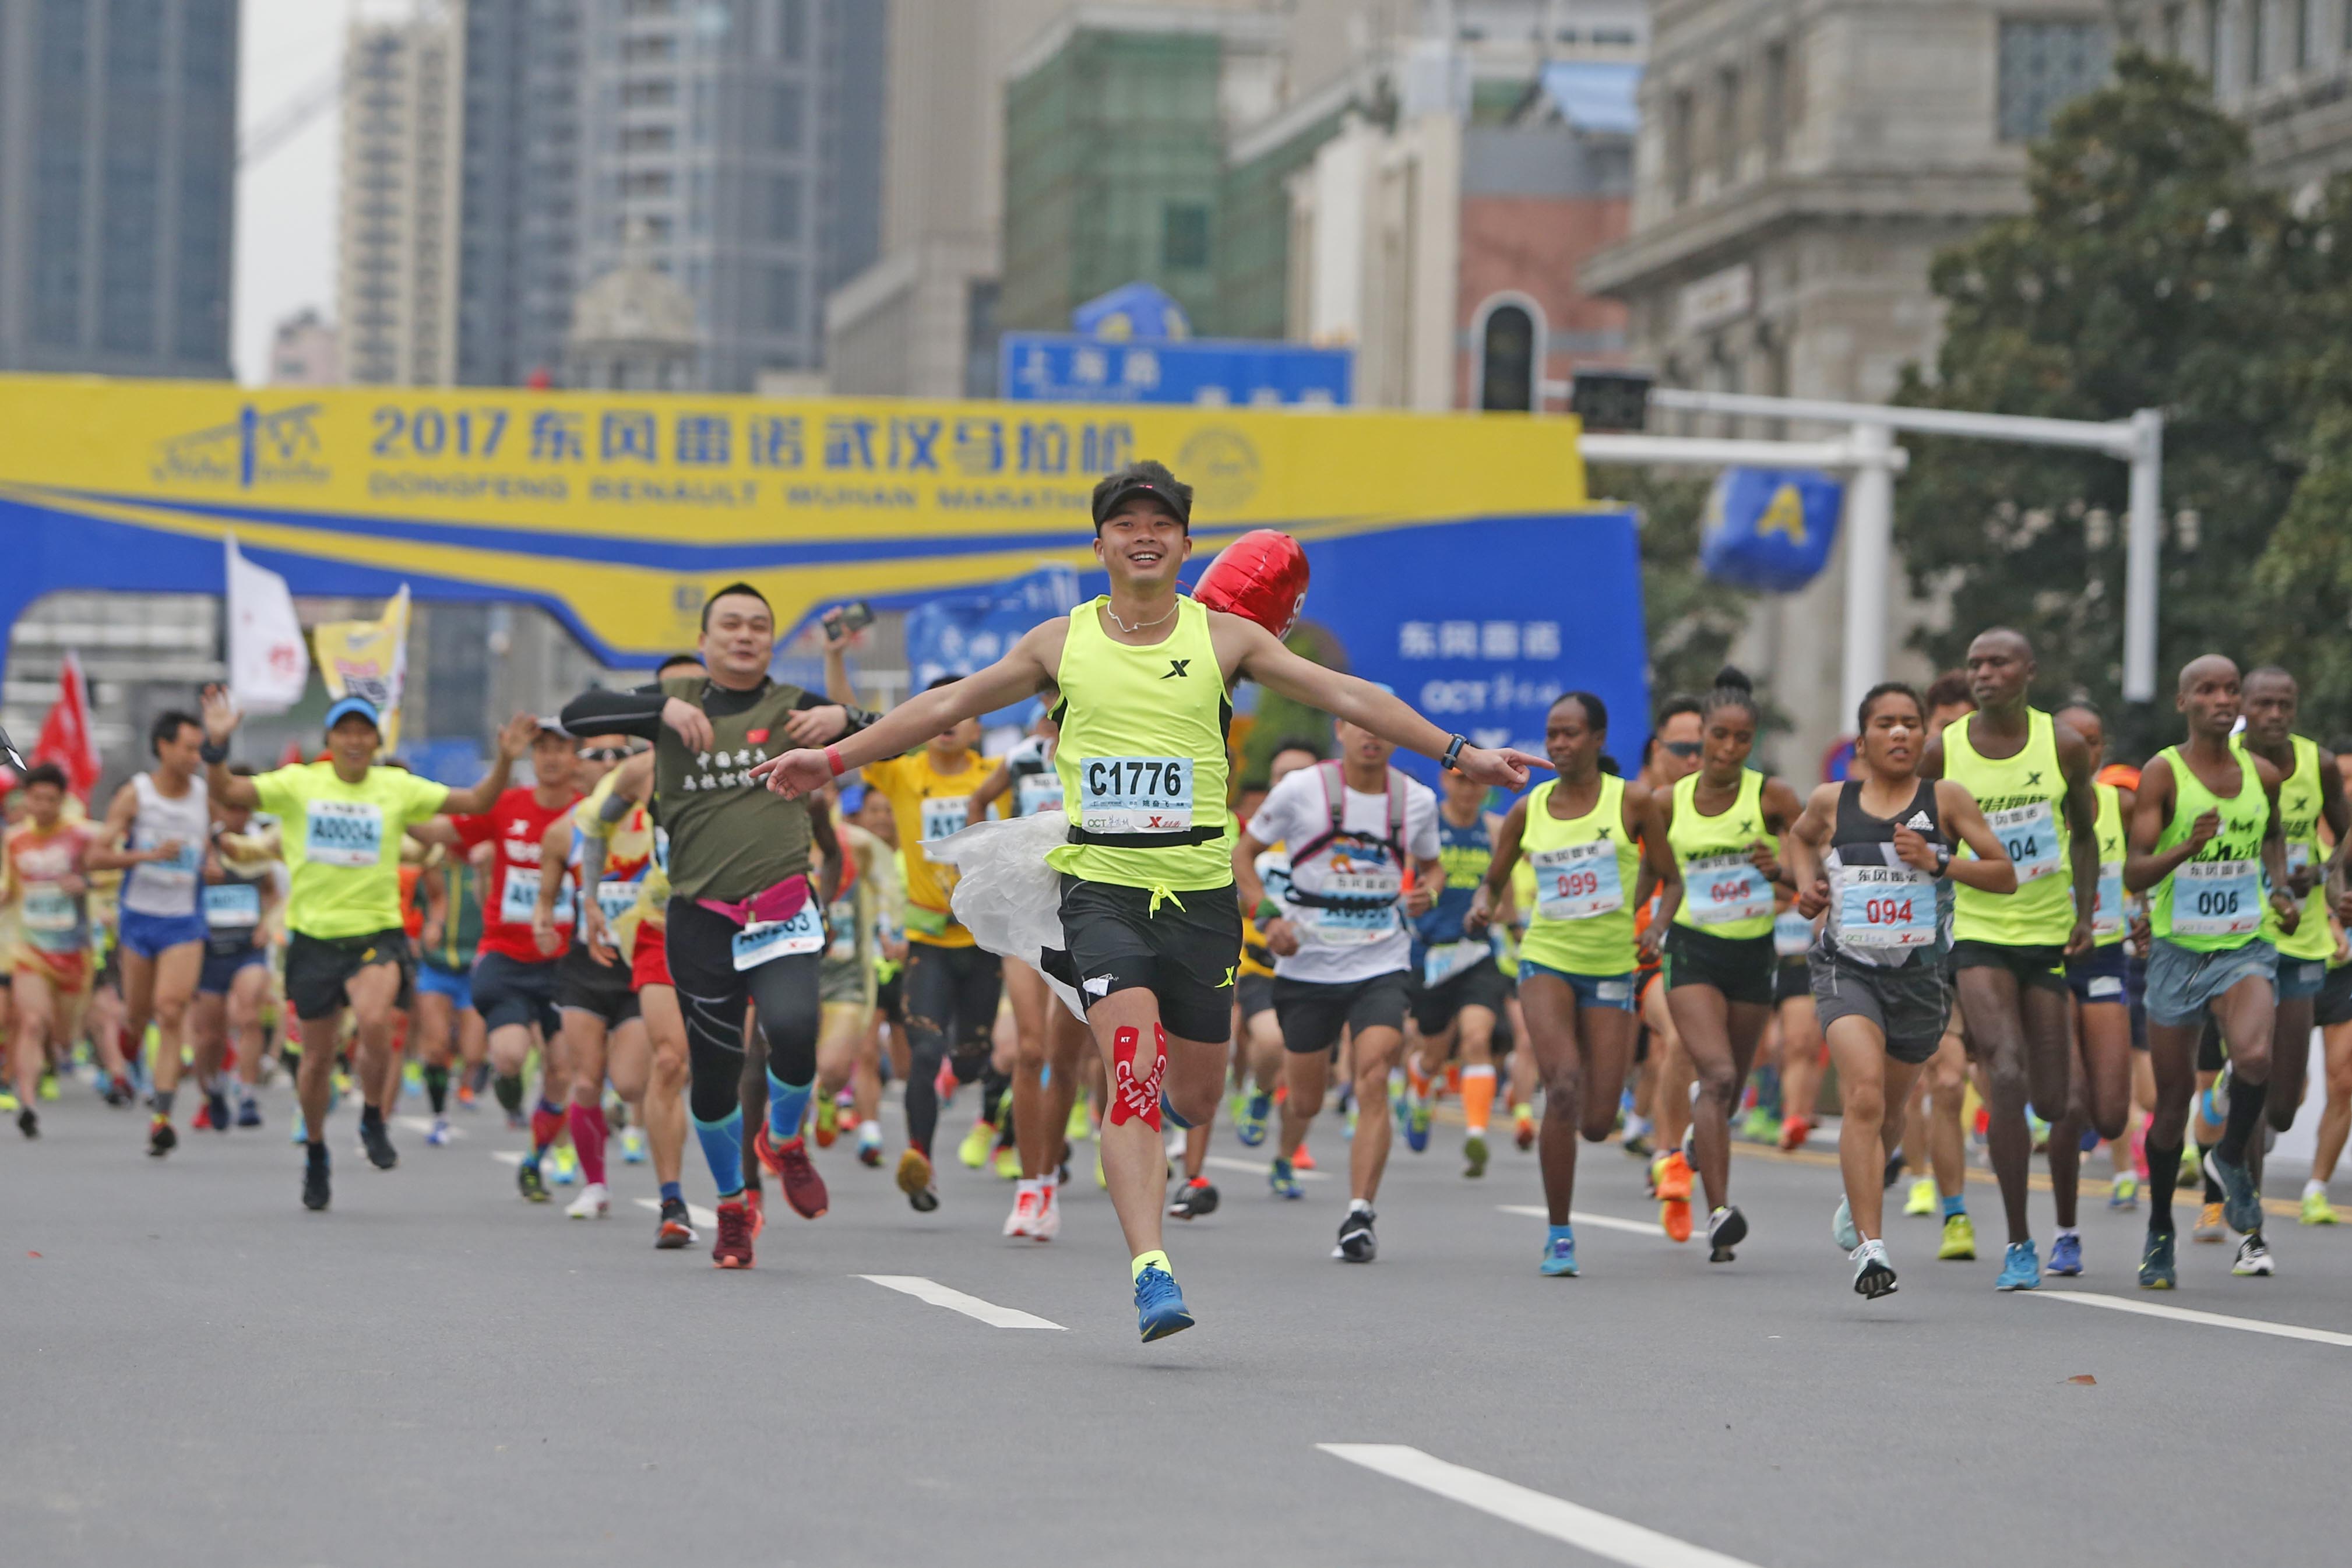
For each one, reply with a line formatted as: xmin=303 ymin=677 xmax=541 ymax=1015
xmin=992 ymin=1144 xmax=1021 ymax=1181
xmin=1904 ymin=1176 xmax=1936 ymax=1217
xmin=958 ymin=1119 xmax=995 ymax=1169
xmin=2302 ymin=1188 xmax=2338 ymax=1226
xmin=1066 ymin=1100 xmax=1091 ymax=1142
xmin=1938 ymin=1212 xmax=1976 ymax=1261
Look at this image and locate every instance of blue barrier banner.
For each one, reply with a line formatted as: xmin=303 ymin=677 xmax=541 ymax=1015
xmin=903 ymin=566 xmax=1084 ymax=730
xmin=1699 ymin=467 xmax=1843 ymax=592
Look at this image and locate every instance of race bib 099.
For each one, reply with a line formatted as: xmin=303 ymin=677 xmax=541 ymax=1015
xmin=1530 ymin=840 xmax=1623 ymax=922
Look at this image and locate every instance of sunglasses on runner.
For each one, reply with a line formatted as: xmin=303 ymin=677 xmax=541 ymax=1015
xmin=576 ymin=746 xmax=636 ymax=763
xmin=1663 ymin=741 xmax=1702 ymax=759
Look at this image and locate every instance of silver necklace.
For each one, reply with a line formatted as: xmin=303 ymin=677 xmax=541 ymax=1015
xmin=1104 ymin=600 xmax=1178 ymax=634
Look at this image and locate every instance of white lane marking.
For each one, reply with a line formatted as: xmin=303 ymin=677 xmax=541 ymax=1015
xmin=856 ymin=1275 xmax=1065 ymax=1330
xmin=1498 ymin=1204 xmax=1663 ymax=1238
xmin=1199 ymin=1154 xmax=1329 ymax=1182
xmin=395 ymin=1116 xmax=461 ymax=1139
xmin=489 ymin=1151 xmax=523 ymax=1166
xmin=2030 ymin=1289 xmax=2352 ymax=1348
xmin=1319 ymin=1445 xmax=1762 ymax=1568
xmin=633 ymin=1196 xmax=720 ymax=1230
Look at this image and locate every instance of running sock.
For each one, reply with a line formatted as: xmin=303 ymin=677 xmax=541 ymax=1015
xmin=1130 ymin=1248 xmax=1171 ymax=1282
xmin=153 ymin=1087 xmax=176 ymax=1118
xmin=1405 ymin=1054 xmax=1432 ymax=1102
xmin=359 ymin=1102 xmax=383 ymax=1130
xmin=529 ymin=1099 xmax=565 ymax=1162
xmin=568 ymin=1102 xmax=608 ymax=1186
xmin=2216 ymin=1072 xmax=2269 ymax=1164
xmin=492 ymin=1073 xmax=524 ymax=1116
xmin=1941 ymin=1194 xmax=1966 ymax=1219
xmin=2055 ymin=1226 xmax=2080 ymax=1242
xmin=660 ymin=1181 xmax=683 ymax=1204
xmin=2146 ymin=1139 xmax=2182 ymax=1233
xmin=1348 ymin=1197 xmax=1372 ymax=1215
xmin=422 ymin=1064 xmax=449 ymax=1115
xmin=1751 ymin=1064 xmax=1781 ymax=1118
xmin=692 ymin=1107 xmax=745 ymax=1196
xmin=2197 ymin=1139 xmax=2223 ymax=1201
xmin=1461 ymin=1065 xmax=1497 ymax=1134
xmin=764 ymin=1069 xmax=814 ymax=1144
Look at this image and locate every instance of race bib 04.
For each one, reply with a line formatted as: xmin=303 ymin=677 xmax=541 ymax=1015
xmin=204 ymin=882 xmax=263 ymax=931
xmin=1685 ymin=852 xmax=1773 ymax=925
xmin=1988 ymin=801 xmax=2061 ymax=883
xmin=919 ymin=796 xmax=970 ymax=844
xmin=1530 ymin=840 xmax=1623 ymax=922
xmin=1016 ymin=774 xmax=1064 ymax=818
xmin=1423 ymin=938 xmax=1490 ymax=988
xmin=1835 ymin=865 xmax=1937 ymax=950
xmin=304 ymin=799 xmax=384 ymax=869
xmin=1078 ymin=756 xmax=1192 ymax=835
xmin=499 ymin=869 xmax=574 ymax=928
xmin=2172 ymin=858 xmax=2262 ymax=939
xmin=1773 ymin=909 xmax=1814 ymax=957
xmin=2092 ymin=864 xmax=2125 ymax=940
xmin=733 ymin=903 xmax=825 ymax=970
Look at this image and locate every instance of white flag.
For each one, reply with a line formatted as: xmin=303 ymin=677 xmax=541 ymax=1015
xmin=225 ymin=534 xmax=309 ymax=715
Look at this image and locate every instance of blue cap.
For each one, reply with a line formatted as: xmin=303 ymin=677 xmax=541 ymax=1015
xmin=323 ymin=696 xmax=382 ymax=733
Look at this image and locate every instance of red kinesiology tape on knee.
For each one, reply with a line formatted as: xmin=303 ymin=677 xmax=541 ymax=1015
xmin=1108 ymin=1024 xmax=1166 ymax=1130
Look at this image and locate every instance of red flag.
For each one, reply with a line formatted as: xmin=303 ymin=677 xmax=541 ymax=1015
xmin=33 ymin=651 xmax=103 ymax=804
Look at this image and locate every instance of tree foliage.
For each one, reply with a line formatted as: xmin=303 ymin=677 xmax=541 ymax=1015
xmin=1894 ymin=51 xmax=2352 ymax=756
xmin=1587 ymin=463 xmax=1758 ymax=704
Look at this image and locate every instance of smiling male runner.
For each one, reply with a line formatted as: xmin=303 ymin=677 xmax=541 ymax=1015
xmin=751 ymin=460 xmax=1544 ymax=1339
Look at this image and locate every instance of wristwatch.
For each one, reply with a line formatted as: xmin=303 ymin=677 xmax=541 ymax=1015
xmin=1931 ymin=845 xmax=1953 ymax=878
xmin=1439 ymin=734 xmax=1468 ymax=772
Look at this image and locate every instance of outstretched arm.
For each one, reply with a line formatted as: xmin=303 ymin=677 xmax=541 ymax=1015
xmin=198 ymin=685 xmax=261 ymax=808
xmin=752 ymin=622 xmax=1064 ymax=798
xmin=1221 ymin=615 xmax=1548 ymax=790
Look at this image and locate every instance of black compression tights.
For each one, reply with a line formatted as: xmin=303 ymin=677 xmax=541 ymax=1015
xmin=677 ymin=955 xmax=821 ymax=1125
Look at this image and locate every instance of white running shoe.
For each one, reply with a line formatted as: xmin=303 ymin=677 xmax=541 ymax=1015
xmin=2232 ymin=1234 xmax=2274 ymax=1276
xmin=1004 ymin=1187 xmax=1038 ymax=1238
xmin=566 ymin=1181 xmax=610 ymax=1220
xmin=425 ymin=1116 xmax=453 ymax=1147
xmin=1029 ymin=1186 xmax=1061 ymax=1241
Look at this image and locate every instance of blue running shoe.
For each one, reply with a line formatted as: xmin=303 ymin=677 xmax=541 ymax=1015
xmin=2138 ymin=1228 xmax=2177 ymax=1290
xmin=1269 ymin=1155 xmax=1304 ymax=1200
xmin=2203 ymin=1148 xmax=2261 ymax=1235
xmin=1235 ymin=1090 xmax=1270 ymax=1148
xmin=2048 ymin=1232 xmax=2083 ymax=1276
xmin=1134 ymin=1265 xmax=1194 ymax=1342
xmin=1404 ymin=1098 xmax=1432 ymax=1154
xmin=1540 ymin=1225 xmax=1578 ymax=1277
xmin=1995 ymin=1239 xmax=2041 ymax=1291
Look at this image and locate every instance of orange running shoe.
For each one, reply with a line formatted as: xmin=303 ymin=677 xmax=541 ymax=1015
xmin=1293 ymin=1141 xmax=1317 ymax=1171
xmin=1779 ymin=1116 xmax=1812 ymax=1153
xmin=1654 ymin=1150 xmax=1693 ymax=1201
xmin=1514 ymin=1103 xmax=1536 ymax=1150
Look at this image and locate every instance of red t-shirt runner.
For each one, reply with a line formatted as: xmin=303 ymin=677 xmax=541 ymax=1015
xmin=451 ymin=787 xmax=579 ymax=964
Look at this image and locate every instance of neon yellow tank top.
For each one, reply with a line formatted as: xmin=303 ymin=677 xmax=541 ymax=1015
xmin=2234 ymin=732 xmax=2330 ymax=961
xmin=1668 ymin=767 xmax=1774 ymax=939
xmin=1946 ymin=707 xmax=2075 ymax=946
xmin=1044 ymin=596 xmax=1234 ymax=893
xmin=2151 ymin=745 xmax=2272 ymax=953
xmin=2089 ymin=781 xmax=2127 ymax=949
xmin=1517 ymin=774 xmax=1640 ymax=977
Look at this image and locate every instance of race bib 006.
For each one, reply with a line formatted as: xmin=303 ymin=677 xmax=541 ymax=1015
xmin=2172 ymin=858 xmax=2262 ymax=939
xmin=733 ymin=903 xmax=825 ymax=971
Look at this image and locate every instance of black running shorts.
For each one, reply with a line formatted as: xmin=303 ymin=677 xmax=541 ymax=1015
xmin=1045 ymin=875 xmax=1240 ymax=1045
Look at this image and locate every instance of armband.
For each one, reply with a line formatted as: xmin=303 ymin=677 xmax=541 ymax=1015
xmin=1255 ymin=898 xmax=1283 ymax=925
xmin=826 ymin=745 xmax=846 ymax=778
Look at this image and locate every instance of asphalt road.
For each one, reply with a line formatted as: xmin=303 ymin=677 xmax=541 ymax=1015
xmin=8 ymin=1079 xmax=2350 ymax=1568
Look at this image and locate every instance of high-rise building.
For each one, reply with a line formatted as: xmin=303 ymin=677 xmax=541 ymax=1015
xmin=1583 ymin=0 xmax=2110 ymax=767
xmin=339 ymin=2 xmax=464 ymax=385
xmin=453 ymin=0 xmax=586 ymax=388
xmin=565 ymin=0 xmax=883 ymax=392
xmin=269 ymin=307 xmax=344 ymax=385
xmin=0 ymin=0 xmax=239 ymax=380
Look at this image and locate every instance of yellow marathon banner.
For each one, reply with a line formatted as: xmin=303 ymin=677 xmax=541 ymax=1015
xmin=0 ymin=375 xmax=1590 ymax=665
xmin=312 ymin=586 xmax=411 ymax=751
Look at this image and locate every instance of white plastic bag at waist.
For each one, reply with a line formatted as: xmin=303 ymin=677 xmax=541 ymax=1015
xmin=927 ymin=810 xmax=1086 ymax=1021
